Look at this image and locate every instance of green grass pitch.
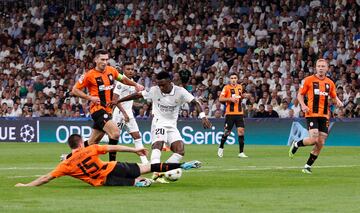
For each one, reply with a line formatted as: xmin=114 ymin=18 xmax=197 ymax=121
xmin=1 ymin=143 xmax=359 ymax=213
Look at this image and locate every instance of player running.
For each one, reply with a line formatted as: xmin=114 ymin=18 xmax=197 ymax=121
xmin=289 ymin=59 xmax=343 ymax=174
xmin=114 ymin=71 xmax=212 ymax=183
xmin=71 ymin=49 xmax=144 ymax=161
xmin=218 ymin=73 xmax=249 ymax=158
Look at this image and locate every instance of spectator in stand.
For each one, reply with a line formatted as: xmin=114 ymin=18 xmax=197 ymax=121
xmin=0 ymin=0 xmax=358 ymax=119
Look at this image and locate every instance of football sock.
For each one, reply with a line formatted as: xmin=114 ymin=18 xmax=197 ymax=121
xmin=151 ymin=149 xmax=161 ymax=164
xmin=166 ymin=153 xmax=183 ymax=163
xmin=306 ymin=153 xmax=318 ymax=166
xmin=134 ymin=138 xmax=149 ymax=164
xmin=109 ymin=138 xmax=118 ymax=161
xmin=295 ymin=140 xmax=304 ymax=148
xmin=239 ymin=135 xmax=244 ymax=153
xmin=151 ymin=163 xmax=181 ymax=172
xmin=219 ymin=135 xmax=228 ymax=149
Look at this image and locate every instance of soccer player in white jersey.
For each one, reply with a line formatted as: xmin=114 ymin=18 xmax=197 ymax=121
xmin=112 ymin=62 xmax=149 ymax=164
xmin=114 ymin=71 xmax=212 ymax=182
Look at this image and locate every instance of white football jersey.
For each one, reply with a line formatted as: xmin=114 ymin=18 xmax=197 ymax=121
xmin=113 ymin=80 xmax=135 ymax=119
xmin=141 ymin=85 xmax=194 ymax=126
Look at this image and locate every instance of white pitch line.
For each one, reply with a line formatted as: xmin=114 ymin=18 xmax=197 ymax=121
xmin=190 ymin=164 xmax=360 ymax=172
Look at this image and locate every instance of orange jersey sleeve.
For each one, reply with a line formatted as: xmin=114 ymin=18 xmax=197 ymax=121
xmin=50 ymin=145 xmax=116 ymax=186
xmin=220 ymin=85 xmax=230 ymax=99
xmin=300 ymin=77 xmax=311 ymax=95
xmin=75 ymin=73 xmax=90 ymax=90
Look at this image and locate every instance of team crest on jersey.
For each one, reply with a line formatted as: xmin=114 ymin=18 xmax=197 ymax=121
xmin=109 ymin=75 xmax=113 ymax=81
xmin=117 ymin=84 xmax=122 ymax=89
xmin=325 ymin=84 xmax=329 ymax=89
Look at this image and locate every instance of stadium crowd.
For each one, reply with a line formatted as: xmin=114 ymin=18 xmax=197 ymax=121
xmin=0 ymin=0 xmax=359 ymax=119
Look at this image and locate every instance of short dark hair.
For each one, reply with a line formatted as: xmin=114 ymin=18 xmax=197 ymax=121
xmin=95 ymin=49 xmax=108 ymax=57
xmin=229 ymin=73 xmax=238 ymax=78
xmin=156 ymin=71 xmax=171 ymax=80
xmin=67 ymin=134 xmax=82 ymax=149
xmin=123 ymin=61 xmax=133 ymax=66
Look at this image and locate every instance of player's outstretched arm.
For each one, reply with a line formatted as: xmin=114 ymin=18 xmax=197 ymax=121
xmin=107 ymin=145 xmax=148 ymax=157
xmin=333 ymin=96 xmax=344 ymax=108
xmin=191 ymin=99 xmax=212 ymax=129
xmin=15 ymin=174 xmax=55 ymax=187
xmin=119 ymin=75 xmax=144 ymax=92
xmin=116 ymin=92 xmax=144 ymax=104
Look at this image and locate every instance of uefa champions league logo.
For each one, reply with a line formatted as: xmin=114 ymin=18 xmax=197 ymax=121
xmin=20 ymin=124 xmax=35 ymax=142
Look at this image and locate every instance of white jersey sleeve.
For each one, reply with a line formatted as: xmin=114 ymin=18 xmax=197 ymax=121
xmin=141 ymin=87 xmax=155 ymax=101
xmin=179 ymin=87 xmax=195 ymax=104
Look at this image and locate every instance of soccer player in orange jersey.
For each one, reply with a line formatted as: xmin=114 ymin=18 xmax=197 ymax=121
xmin=15 ymin=134 xmax=202 ymax=187
xmin=289 ymin=59 xmax=343 ymax=174
xmin=218 ymin=73 xmax=249 ymax=158
xmin=72 ymin=49 xmax=144 ymax=161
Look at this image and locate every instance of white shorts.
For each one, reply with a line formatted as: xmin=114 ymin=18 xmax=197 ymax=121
xmin=112 ymin=114 xmax=139 ymax=134
xmin=151 ymin=124 xmax=183 ymax=146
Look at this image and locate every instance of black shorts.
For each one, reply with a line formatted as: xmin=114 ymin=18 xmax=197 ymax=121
xmin=306 ymin=117 xmax=329 ymax=134
xmin=104 ymin=162 xmax=141 ymax=186
xmin=91 ymin=109 xmax=112 ymax=131
xmin=224 ymin=115 xmax=245 ymax=131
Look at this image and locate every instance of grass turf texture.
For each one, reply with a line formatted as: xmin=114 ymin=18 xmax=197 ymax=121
xmin=1 ymin=143 xmax=359 ymax=213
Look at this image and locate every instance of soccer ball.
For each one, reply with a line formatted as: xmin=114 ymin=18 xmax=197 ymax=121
xmin=164 ymin=168 xmax=182 ymax=181
xmin=20 ymin=124 xmax=35 ymax=143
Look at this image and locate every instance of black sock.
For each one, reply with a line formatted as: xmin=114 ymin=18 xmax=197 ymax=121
xmin=84 ymin=140 xmax=89 ymax=147
xmin=219 ymin=135 xmax=228 ymax=149
xmin=239 ymin=135 xmax=244 ymax=153
xmin=296 ymin=140 xmax=304 ymax=147
xmin=306 ymin=153 xmax=318 ymax=166
xmin=151 ymin=163 xmax=182 ymax=172
xmin=108 ymin=138 xmax=118 ymax=161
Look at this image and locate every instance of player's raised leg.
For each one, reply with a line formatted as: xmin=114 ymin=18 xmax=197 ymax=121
xmin=289 ymin=128 xmax=319 ymax=158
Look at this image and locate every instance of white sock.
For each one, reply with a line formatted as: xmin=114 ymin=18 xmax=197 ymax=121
xmin=305 ymin=164 xmax=311 ymax=168
xmin=134 ymin=138 xmax=149 ymax=164
xmin=166 ymin=153 xmax=183 ymax=163
xmin=150 ymin=149 xmax=161 ymax=164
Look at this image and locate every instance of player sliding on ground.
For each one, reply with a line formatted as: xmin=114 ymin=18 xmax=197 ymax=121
xmin=114 ymin=71 xmax=212 ymax=183
xmin=289 ymin=59 xmax=343 ymax=174
xmin=15 ymin=134 xmax=202 ymax=187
